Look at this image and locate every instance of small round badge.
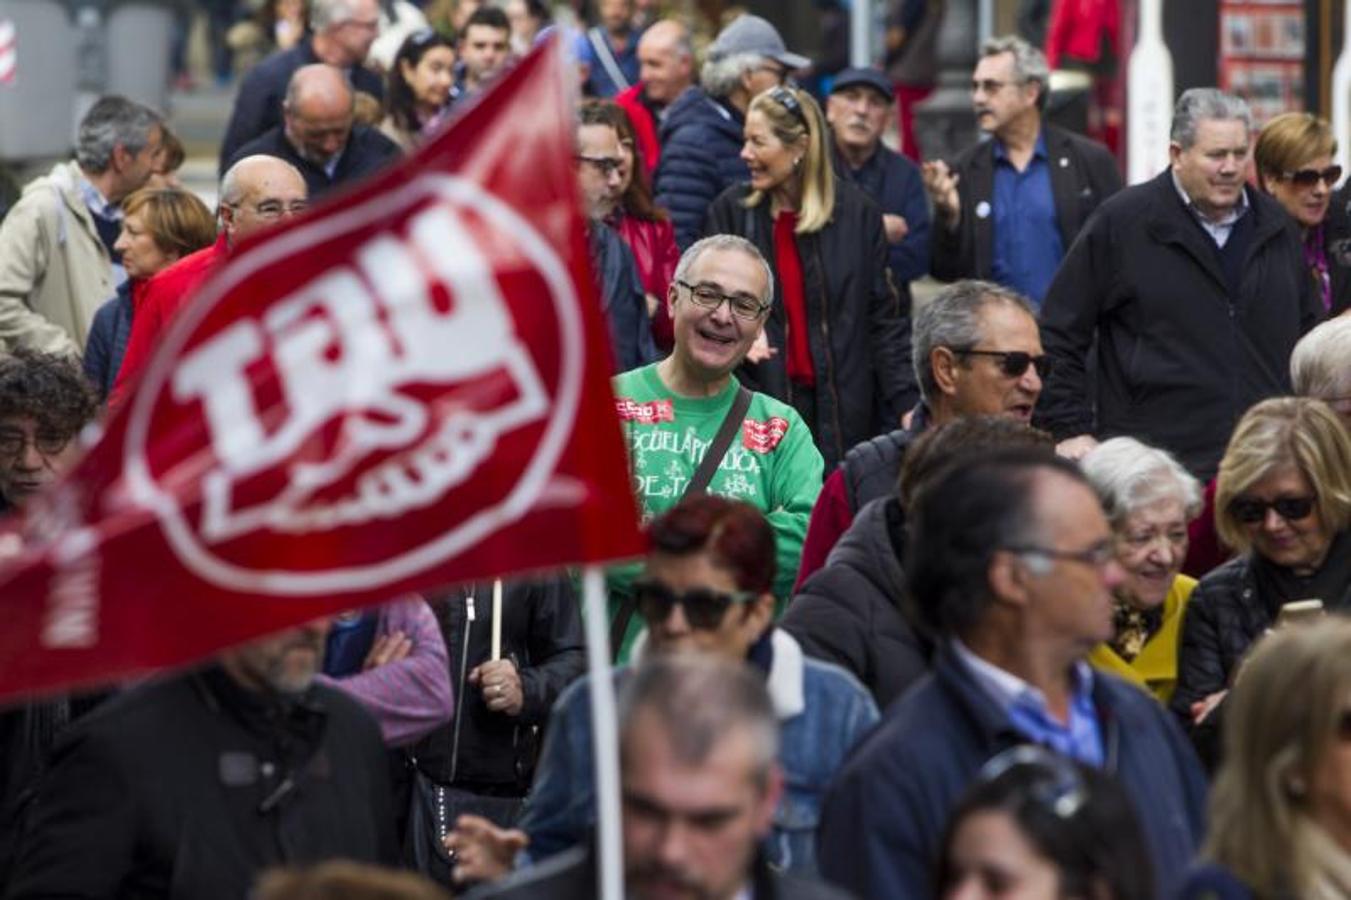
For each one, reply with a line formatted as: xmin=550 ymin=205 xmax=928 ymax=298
xmin=975 ymin=201 xmax=991 ymax=219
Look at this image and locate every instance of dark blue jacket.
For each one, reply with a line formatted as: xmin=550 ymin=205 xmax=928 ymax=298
xmin=817 ymin=644 xmax=1207 ymax=900
xmin=226 ymin=124 xmax=401 ymax=199
xmin=653 ymin=88 xmax=749 ymax=250
xmin=83 ymin=281 xmax=133 ymax=400
xmin=590 ymin=221 xmax=657 ymax=372
xmin=218 ymin=41 xmax=386 ymax=175
xmin=580 ymin=26 xmax=641 ymax=98
xmin=831 ymin=141 xmax=930 ymax=284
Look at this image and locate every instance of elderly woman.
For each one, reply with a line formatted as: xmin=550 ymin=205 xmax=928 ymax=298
xmin=83 ymin=187 xmax=216 ymax=399
xmin=1179 ymin=619 xmax=1351 ymax=899
xmin=1172 ymin=397 xmax=1351 ymax=759
xmin=1292 ymin=315 xmax=1351 ymax=427
xmin=1082 ymin=438 xmax=1203 ymax=703
xmin=703 ymin=86 xmax=913 ymax=467
xmin=1255 ymin=112 xmax=1349 ymax=315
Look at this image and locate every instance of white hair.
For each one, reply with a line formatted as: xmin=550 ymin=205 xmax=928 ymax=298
xmin=1291 ymin=315 xmax=1351 ymax=401
xmin=1081 ymin=436 xmax=1203 ymax=527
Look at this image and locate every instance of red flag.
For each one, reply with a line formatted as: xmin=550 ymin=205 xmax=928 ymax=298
xmin=0 ymin=39 xmax=643 ymax=703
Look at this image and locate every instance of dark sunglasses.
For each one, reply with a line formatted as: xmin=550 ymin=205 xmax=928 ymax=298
xmin=952 ymin=348 xmax=1055 ymax=379
xmin=1230 ymin=495 xmax=1317 ymax=524
xmin=632 ymin=578 xmax=755 ymax=630
xmin=1279 ymin=165 xmax=1342 ymax=188
xmin=976 ymin=745 xmax=1088 ymax=820
xmin=768 ymin=86 xmax=808 ymax=128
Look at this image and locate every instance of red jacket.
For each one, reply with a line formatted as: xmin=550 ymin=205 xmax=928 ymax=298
xmin=611 ymin=212 xmax=679 ymax=352
xmin=1045 ymin=0 xmax=1120 ymax=70
xmin=111 ymin=234 xmax=230 ymax=403
xmin=615 ymin=85 xmax=662 ymax=175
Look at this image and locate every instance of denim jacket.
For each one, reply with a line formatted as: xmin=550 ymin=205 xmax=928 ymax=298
xmin=516 ymin=629 xmax=879 ymax=876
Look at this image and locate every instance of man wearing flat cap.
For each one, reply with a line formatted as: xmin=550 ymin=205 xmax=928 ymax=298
xmin=826 ymin=66 xmax=930 ymax=293
xmin=654 ymin=14 xmax=810 ymax=249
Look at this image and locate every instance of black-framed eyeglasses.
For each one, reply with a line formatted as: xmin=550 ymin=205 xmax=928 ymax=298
xmin=971 ymin=78 xmax=1017 ymax=95
xmin=574 ymin=154 xmax=624 ymax=176
xmin=753 ymin=62 xmax=789 ymax=84
xmin=1229 ymin=495 xmax=1317 ymax=524
xmin=951 ymin=348 xmax=1055 ymax=379
xmin=632 ymin=578 xmax=756 ymax=630
xmin=1003 ymin=539 xmax=1117 ymax=570
xmin=1279 ymin=165 xmax=1342 ymax=188
xmin=677 ymin=280 xmax=770 ymax=321
xmin=0 ymin=427 xmax=72 ymax=461
xmin=977 ymin=745 xmax=1089 ymax=820
xmin=768 ymin=85 xmax=808 ymax=128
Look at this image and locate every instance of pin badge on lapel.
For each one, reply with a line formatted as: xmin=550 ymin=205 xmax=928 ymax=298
xmin=976 ymin=201 xmax=992 ymax=219
xmin=1060 ymin=157 xmax=1069 ymax=167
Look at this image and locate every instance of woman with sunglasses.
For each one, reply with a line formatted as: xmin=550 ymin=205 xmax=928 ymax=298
xmin=704 ymin=85 xmax=913 ymax=469
xmin=1081 ymin=437 xmax=1203 ymax=704
xmin=1255 ymin=113 xmax=1350 ymax=317
xmin=381 ymin=29 xmax=457 ymax=151
xmin=1171 ymin=397 xmax=1351 ymax=768
xmin=938 ymin=745 xmax=1155 ymax=900
xmin=1180 ymin=618 xmax=1351 ymax=900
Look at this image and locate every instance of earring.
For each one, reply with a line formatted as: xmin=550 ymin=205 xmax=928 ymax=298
xmin=793 ymin=157 xmax=802 ymax=168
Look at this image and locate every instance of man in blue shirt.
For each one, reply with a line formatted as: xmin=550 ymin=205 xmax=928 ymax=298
xmin=817 ymin=449 xmax=1206 ymax=900
xmin=923 ymin=35 xmax=1121 ymax=308
xmin=582 ymin=0 xmax=642 ymax=98
xmin=826 ymin=66 xmax=931 ymax=292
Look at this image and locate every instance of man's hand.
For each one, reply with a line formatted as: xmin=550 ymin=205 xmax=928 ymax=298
xmin=882 ymin=213 xmax=909 ymax=245
xmin=362 ymin=631 xmax=412 ymax=670
xmin=1054 ymin=435 xmax=1099 ymax=461
xmin=921 ymin=160 xmax=961 ymax=229
xmin=1191 ymin=690 xmax=1228 ymax=726
xmin=444 ymin=815 xmax=528 ymax=885
xmin=744 ymin=331 xmax=778 ymax=365
xmin=469 ymin=658 xmax=525 ymax=717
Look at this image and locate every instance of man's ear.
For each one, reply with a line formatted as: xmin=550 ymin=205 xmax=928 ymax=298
xmin=754 ymin=762 xmax=784 ymax=835
xmin=1168 ymin=141 xmax=1183 ymax=167
xmin=988 ymin=550 xmax=1033 ymax=610
xmin=930 ymin=346 xmax=961 ymax=397
xmin=109 ymin=142 xmax=133 ymax=174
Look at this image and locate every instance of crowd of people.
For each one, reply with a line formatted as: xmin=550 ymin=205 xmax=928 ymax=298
xmin=0 ymin=1 xmax=1350 ymax=898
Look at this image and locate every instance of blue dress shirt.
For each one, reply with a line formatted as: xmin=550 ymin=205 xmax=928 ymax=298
xmin=991 ymin=133 xmax=1065 ymax=306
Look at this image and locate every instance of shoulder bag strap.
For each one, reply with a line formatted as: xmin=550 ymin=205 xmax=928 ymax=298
xmin=587 ymin=26 xmax=631 ymax=93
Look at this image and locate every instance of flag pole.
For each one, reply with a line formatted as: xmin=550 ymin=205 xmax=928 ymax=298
xmin=490 ymin=579 xmax=503 ymax=660
xmin=581 ymin=565 xmax=622 ymax=900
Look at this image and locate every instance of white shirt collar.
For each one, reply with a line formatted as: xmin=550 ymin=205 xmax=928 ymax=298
xmin=631 ymin=627 xmax=804 ymax=720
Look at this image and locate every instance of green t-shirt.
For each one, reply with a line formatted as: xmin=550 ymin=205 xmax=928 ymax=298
xmin=606 ymin=363 xmax=824 ymax=659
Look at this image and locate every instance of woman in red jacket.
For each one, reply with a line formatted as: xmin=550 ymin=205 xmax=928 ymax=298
xmin=581 ymin=100 xmax=681 ymax=352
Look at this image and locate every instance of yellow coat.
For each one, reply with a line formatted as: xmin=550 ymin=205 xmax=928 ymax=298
xmin=1089 ymin=575 xmax=1197 ymax=704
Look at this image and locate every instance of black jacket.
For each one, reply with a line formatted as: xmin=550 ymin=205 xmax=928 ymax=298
xmin=414 ymin=577 xmax=586 ymax=792
xmin=930 ymin=124 xmax=1122 ymax=284
xmin=218 ymin=41 xmax=386 ymax=174
xmin=1323 ymin=183 xmax=1351 ymax=316
xmin=6 ymin=668 xmax=397 ymax=899
xmin=227 ymin=123 xmax=401 ymax=199
xmin=468 ymin=844 xmax=856 ymax=900
xmin=703 ymin=180 xmax=915 ymax=468
xmin=782 ymin=497 xmax=932 ymax=709
xmin=653 ymin=87 xmax=749 ymax=250
xmin=1039 ymin=171 xmax=1323 ymax=480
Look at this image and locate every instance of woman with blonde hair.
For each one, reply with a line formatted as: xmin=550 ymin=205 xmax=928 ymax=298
xmin=1179 ymin=618 xmax=1351 ymax=899
xmin=1171 ymin=397 xmax=1351 ymax=766
xmin=703 ymin=85 xmax=913 ymax=467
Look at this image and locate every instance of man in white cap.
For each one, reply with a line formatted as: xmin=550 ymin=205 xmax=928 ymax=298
xmin=653 ymin=14 xmax=810 ymax=249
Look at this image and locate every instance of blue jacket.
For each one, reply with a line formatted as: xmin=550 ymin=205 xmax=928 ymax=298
xmin=581 ymin=26 xmax=641 ymax=98
xmin=831 ymin=141 xmax=930 ymax=285
xmin=653 ymin=88 xmax=749 ymax=250
xmin=83 ymin=281 xmax=133 ymax=400
xmin=817 ymin=643 xmax=1207 ymax=900
xmin=517 ymin=630 xmax=879 ymax=876
xmin=590 ymin=221 xmax=657 ymax=372
xmin=1175 ymin=864 xmax=1257 ymax=900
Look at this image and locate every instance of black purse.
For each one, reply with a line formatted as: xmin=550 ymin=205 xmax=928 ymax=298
xmin=404 ymin=766 xmax=525 ymax=883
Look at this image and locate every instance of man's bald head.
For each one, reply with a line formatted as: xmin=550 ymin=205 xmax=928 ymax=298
xmin=219 ymin=154 xmax=309 ymax=244
xmin=638 ymin=19 xmax=694 ymax=106
xmin=283 ymin=64 xmax=356 ymax=166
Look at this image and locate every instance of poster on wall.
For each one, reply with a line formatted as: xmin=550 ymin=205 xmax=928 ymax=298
xmin=1218 ymin=0 xmax=1305 ymax=124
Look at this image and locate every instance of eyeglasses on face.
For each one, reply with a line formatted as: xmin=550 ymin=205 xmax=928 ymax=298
xmin=248 ymin=200 xmax=309 ymax=220
xmin=971 ymin=78 xmax=1019 ymax=95
xmin=1229 ymin=495 xmax=1317 ymax=524
xmin=1279 ymin=165 xmax=1342 ymax=188
xmin=0 ymin=427 xmax=71 ymax=460
xmin=677 ymin=280 xmax=770 ymax=321
xmin=574 ymin=154 xmax=624 ymax=176
xmin=1003 ymin=539 xmax=1117 ymax=571
xmin=951 ymin=348 xmax=1055 ymax=379
xmin=631 ymin=578 xmax=755 ymax=630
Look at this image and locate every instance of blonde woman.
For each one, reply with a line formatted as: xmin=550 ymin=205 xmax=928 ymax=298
xmin=1178 ymin=618 xmax=1351 ymax=899
xmin=703 ymin=85 xmax=913 ymax=467
xmin=1171 ymin=397 xmax=1351 ymax=764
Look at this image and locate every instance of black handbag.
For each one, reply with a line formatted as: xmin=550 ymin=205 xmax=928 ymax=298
xmin=404 ymin=766 xmax=525 ymax=883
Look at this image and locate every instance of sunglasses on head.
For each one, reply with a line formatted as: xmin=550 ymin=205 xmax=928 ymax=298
xmin=976 ymin=745 xmax=1089 ymax=820
xmin=1229 ymin=495 xmax=1317 ymax=524
xmin=951 ymin=348 xmax=1055 ymax=379
xmin=769 ymin=86 xmax=808 ymax=128
xmin=631 ymin=578 xmax=755 ymax=630
xmin=1279 ymin=165 xmax=1342 ymax=188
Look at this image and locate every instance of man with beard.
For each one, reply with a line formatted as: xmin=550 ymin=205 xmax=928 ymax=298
xmin=922 ymin=35 xmax=1119 ymax=308
xmin=6 ymin=619 xmax=399 ymax=899
xmin=226 ymin=64 xmax=400 ymax=199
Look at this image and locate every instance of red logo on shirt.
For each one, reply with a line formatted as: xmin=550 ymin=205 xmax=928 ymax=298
xmin=742 ymin=417 xmax=789 ymax=453
xmin=616 ymin=397 xmax=675 ymax=424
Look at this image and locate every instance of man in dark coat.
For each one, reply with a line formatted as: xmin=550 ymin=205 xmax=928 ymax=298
xmin=218 ymin=0 xmax=384 ymax=173
xmin=922 ymin=35 xmax=1120 ymax=308
xmin=817 ymin=450 xmax=1207 ymax=900
xmin=1039 ymin=88 xmax=1324 ymax=481
xmin=6 ymin=619 xmax=399 ymax=899
xmin=226 ymin=64 xmax=401 ymax=200
xmin=469 ymin=654 xmax=854 ymax=900
xmin=654 ymin=15 xmax=809 ymax=250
